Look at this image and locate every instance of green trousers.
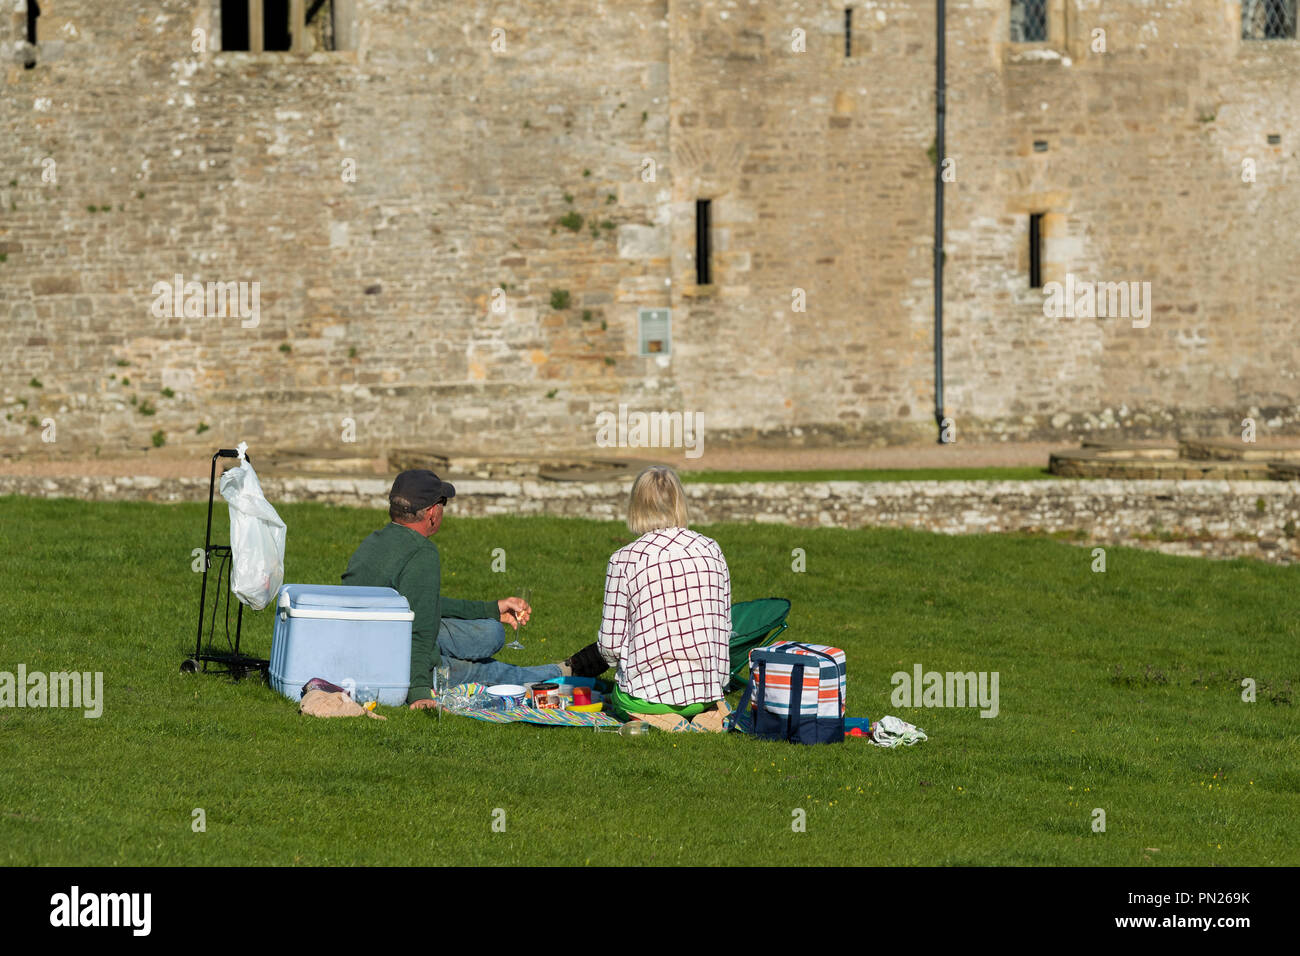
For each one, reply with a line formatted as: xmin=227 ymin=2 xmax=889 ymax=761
xmin=609 ymin=686 xmax=714 ymax=721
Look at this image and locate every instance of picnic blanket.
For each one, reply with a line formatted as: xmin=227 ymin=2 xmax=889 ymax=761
xmin=441 ymin=683 xmax=622 ymax=728
xmin=455 ymin=705 xmax=623 ymax=728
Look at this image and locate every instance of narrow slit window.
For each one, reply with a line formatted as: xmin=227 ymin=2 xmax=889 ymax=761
xmin=845 ymin=8 xmax=852 ymax=58
xmin=24 ymin=0 xmax=40 ymax=69
xmin=1029 ymin=213 xmax=1044 ymax=289
xmin=263 ymin=0 xmax=292 ymax=51
xmin=695 ymin=199 xmax=712 ymax=286
xmin=220 ymin=0 xmax=250 ymax=51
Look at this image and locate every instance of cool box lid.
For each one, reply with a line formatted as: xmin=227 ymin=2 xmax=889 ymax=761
xmin=277 ymin=584 xmax=414 ymax=622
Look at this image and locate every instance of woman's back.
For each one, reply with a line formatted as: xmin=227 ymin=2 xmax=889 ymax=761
xmin=599 ymin=527 xmax=731 ymax=705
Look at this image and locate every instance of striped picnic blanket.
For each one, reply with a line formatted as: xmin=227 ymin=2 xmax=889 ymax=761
xmin=441 ymin=683 xmax=623 ymax=728
xmin=455 ymin=706 xmax=623 ymax=727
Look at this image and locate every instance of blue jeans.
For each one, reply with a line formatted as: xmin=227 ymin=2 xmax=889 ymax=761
xmin=437 ymin=618 xmax=563 ymax=687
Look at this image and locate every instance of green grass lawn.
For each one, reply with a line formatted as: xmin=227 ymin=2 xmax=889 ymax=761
xmin=1 ymin=496 xmax=1296 ymax=866
xmin=681 ymin=466 xmax=1056 ymax=483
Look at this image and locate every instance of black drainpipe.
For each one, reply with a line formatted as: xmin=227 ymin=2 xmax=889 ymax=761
xmin=933 ymin=0 xmax=947 ymax=443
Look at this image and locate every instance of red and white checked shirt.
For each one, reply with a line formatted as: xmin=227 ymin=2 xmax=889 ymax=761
xmin=597 ymin=527 xmax=731 ymax=705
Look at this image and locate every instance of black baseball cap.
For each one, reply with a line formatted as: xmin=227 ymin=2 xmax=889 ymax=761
xmin=389 ymin=469 xmax=456 ymax=510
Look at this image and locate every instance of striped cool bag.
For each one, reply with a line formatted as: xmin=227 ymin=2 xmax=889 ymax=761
xmin=732 ymin=641 xmax=846 ymax=744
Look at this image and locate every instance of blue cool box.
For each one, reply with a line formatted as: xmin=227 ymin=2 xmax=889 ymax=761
xmin=269 ymin=584 xmax=414 ymax=706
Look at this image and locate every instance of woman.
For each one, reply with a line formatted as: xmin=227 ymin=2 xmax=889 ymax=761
xmin=596 ymin=466 xmax=731 ymax=722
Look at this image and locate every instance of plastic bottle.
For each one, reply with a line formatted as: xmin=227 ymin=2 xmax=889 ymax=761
xmin=596 ymin=721 xmax=651 ymax=735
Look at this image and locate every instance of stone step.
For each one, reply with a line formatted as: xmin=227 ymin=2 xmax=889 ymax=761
xmin=387 ymin=447 xmax=667 ymax=482
xmin=1181 ymin=437 xmax=1300 ymax=462
xmin=1051 ymin=447 xmax=1273 ymax=480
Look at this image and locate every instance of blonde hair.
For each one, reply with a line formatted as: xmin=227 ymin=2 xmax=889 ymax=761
xmin=627 ymin=466 xmax=689 ymax=534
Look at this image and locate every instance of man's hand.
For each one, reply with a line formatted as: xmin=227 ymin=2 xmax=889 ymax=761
xmin=409 ymin=698 xmax=439 ymax=711
xmin=498 ymin=596 xmax=531 ymax=631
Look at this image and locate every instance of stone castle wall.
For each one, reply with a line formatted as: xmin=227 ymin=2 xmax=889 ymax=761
xmin=3 ymin=1 xmax=1298 ymax=460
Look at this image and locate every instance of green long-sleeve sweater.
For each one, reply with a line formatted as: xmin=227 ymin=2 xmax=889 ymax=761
xmin=341 ymin=522 xmax=497 ymax=703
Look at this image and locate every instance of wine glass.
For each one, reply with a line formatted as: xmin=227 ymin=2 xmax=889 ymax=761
xmin=505 ymin=587 xmax=531 ymax=649
xmin=434 ymin=664 xmax=452 ymax=720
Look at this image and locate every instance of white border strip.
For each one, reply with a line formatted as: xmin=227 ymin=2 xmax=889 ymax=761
xmin=283 ymin=607 xmax=414 ymax=622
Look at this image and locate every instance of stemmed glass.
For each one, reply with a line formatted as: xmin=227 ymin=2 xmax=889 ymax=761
xmin=434 ymin=664 xmax=451 ymax=721
xmin=505 ymin=587 xmax=531 ymax=650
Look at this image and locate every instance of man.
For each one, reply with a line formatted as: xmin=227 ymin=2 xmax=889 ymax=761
xmin=342 ymin=469 xmax=606 ymax=710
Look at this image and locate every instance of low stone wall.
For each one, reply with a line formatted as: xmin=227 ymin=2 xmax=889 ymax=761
xmin=3 ymin=474 xmax=1299 ymax=562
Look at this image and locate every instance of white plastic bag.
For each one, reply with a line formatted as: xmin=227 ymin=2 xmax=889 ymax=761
xmin=870 ymin=715 xmax=928 ymax=748
xmin=219 ymin=442 xmax=286 ymax=611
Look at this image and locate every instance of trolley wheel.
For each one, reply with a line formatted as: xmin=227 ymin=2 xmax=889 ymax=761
xmin=180 ymin=658 xmax=200 ymax=674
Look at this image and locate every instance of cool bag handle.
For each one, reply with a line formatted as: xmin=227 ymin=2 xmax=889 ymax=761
xmin=787 ymin=662 xmax=805 ymax=740
xmin=726 ymin=660 xmax=761 ymax=734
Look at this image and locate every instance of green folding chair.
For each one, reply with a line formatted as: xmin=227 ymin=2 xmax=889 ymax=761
xmin=728 ymin=597 xmax=791 ymax=692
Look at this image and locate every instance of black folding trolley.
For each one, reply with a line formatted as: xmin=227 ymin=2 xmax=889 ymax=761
xmin=181 ymin=448 xmax=270 ymax=678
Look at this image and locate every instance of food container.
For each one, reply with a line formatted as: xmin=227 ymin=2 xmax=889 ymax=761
xmin=486 ymin=684 xmax=527 ymax=708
